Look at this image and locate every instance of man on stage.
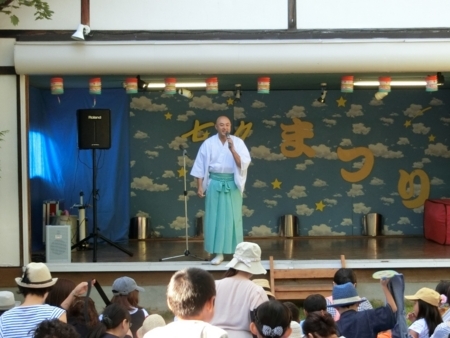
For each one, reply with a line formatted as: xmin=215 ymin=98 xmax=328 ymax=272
xmin=191 ymin=116 xmax=251 ymax=265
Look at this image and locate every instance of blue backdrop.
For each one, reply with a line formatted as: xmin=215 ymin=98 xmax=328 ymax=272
xmin=29 ymin=87 xmax=129 ymax=251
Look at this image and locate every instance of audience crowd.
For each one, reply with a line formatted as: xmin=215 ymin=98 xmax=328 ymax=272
xmin=0 ymin=241 xmax=447 ymax=338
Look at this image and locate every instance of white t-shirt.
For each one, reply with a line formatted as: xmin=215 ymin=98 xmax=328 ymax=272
xmin=143 ymin=320 xmax=228 ymax=338
xmin=211 ymin=275 xmax=269 ymax=338
xmin=409 ymin=318 xmax=429 ymax=338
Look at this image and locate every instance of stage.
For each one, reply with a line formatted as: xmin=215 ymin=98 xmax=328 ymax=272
xmin=8 ymin=235 xmax=449 ymax=310
xmin=43 ymin=235 xmax=450 ymax=273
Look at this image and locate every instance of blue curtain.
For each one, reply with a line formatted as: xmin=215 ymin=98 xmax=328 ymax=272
xmin=29 ymin=87 xmax=130 ymax=251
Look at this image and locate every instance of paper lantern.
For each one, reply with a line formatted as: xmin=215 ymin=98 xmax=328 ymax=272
xmin=164 ymin=78 xmax=176 ymax=95
xmin=89 ymin=77 xmax=101 ymax=95
xmin=125 ymin=78 xmax=138 ymax=94
xmin=50 ymin=77 xmax=64 ymax=95
xmin=341 ymin=75 xmax=354 ymax=93
xmin=378 ymin=77 xmax=391 ymax=93
xmin=206 ymin=77 xmax=218 ymax=94
xmin=426 ymin=75 xmax=438 ymax=92
xmin=257 ymin=77 xmax=270 ymax=94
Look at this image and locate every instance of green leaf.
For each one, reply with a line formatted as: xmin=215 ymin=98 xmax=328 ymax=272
xmin=10 ymin=14 xmax=19 ymax=25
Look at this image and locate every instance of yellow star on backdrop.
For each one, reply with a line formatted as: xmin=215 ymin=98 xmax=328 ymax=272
xmin=429 ymin=134 xmax=436 ymax=142
xmin=404 ymin=120 xmax=412 ymax=127
xmin=177 ymin=167 xmax=186 ymax=177
xmin=271 ymin=179 xmax=282 ymax=189
xmin=226 ymin=98 xmax=234 ymax=105
xmin=336 ymin=96 xmax=347 ymax=107
xmin=164 ymin=112 xmax=172 ymax=120
xmin=315 ymin=200 xmax=325 ymax=211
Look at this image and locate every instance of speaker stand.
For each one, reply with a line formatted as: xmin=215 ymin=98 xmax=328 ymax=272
xmin=71 ymin=149 xmax=133 ymax=262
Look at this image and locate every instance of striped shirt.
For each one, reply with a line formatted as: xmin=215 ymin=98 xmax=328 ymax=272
xmin=0 ymin=304 xmax=65 ymax=338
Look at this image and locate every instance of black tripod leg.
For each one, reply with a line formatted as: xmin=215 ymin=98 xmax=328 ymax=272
xmin=185 ymin=250 xmax=208 ymax=261
xmin=71 ymin=234 xmax=93 ymax=251
xmin=96 ymin=233 xmax=134 ymax=257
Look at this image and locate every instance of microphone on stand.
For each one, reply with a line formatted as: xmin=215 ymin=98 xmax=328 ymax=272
xmin=179 ymin=144 xmax=187 ymax=155
xmin=226 ymin=132 xmax=232 ymax=149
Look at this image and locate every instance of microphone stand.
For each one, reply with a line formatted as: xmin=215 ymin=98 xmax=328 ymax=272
xmin=160 ymin=148 xmax=206 ymax=261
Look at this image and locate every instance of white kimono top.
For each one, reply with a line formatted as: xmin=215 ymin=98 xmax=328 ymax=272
xmin=190 ymin=134 xmax=251 ymax=195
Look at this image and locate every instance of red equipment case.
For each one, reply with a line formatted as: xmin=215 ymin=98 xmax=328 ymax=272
xmin=424 ymin=199 xmax=450 ymax=245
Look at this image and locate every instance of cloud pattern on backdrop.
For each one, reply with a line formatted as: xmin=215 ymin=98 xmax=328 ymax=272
xmin=129 ymin=90 xmax=450 ymax=237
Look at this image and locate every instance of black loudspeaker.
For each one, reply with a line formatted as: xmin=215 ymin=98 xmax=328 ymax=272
xmin=77 ymin=109 xmax=111 ymax=149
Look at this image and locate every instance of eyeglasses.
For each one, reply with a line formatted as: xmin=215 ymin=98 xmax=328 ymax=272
xmin=127 ymin=321 xmax=132 ymax=328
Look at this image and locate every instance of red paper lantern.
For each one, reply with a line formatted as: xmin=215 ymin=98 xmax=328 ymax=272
xmin=426 ymin=75 xmax=438 ymax=92
xmin=50 ymin=77 xmax=64 ymax=95
xmin=257 ymin=77 xmax=270 ymax=94
xmin=164 ymin=78 xmax=176 ymax=94
xmin=341 ymin=76 xmax=354 ymax=93
xmin=125 ymin=78 xmax=138 ymax=94
xmin=89 ymin=77 xmax=101 ymax=95
xmin=206 ymin=77 xmax=218 ymax=94
xmin=378 ymin=77 xmax=391 ymax=93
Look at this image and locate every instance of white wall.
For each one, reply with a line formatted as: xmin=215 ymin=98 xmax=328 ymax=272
xmin=0 ymin=74 xmax=21 ymax=267
xmin=297 ymin=0 xmax=450 ymax=29
xmin=0 ymin=38 xmax=21 ymax=267
xmin=1 ymin=0 xmax=450 ymax=31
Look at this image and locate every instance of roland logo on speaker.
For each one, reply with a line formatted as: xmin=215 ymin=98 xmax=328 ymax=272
xmin=88 ymin=115 xmax=102 ymax=119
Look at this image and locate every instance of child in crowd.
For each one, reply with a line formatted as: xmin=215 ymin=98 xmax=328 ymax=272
xmin=34 ymin=319 xmax=80 ymax=338
xmin=330 ymin=280 xmax=397 ymax=338
xmin=326 ymin=268 xmax=373 ymax=321
xmin=250 ymin=300 xmax=292 ymax=338
xmin=212 ymin=242 xmax=268 ymax=337
xmin=253 ymin=279 xmax=275 ymax=300
xmin=144 ymin=267 xmax=227 ymax=338
xmin=301 ymin=294 xmax=327 ymax=329
xmin=67 ymin=296 xmax=99 ymax=337
xmin=88 ymin=303 xmax=132 ymax=338
xmin=302 ymin=312 xmax=339 ymax=338
xmin=0 ymin=291 xmax=20 ymax=316
xmin=283 ymin=302 xmax=302 ymax=338
xmin=405 ymin=287 xmax=442 ymax=338
xmin=136 ymin=314 xmax=165 ymax=338
xmin=434 ymin=280 xmax=450 ymax=320
xmin=45 ymin=278 xmax=76 ymax=308
xmin=0 ymin=262 xmax=66 ymax=338
xmin=110 ymin=276 xmax=148 ymax=338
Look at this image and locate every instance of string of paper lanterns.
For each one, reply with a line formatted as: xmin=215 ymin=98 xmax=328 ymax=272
xmin=49 ymin=74 xmax=443 ymax=99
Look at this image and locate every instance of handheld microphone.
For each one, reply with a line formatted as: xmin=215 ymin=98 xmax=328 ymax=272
xmin=226 ymin=132 xmax=231 ymax=148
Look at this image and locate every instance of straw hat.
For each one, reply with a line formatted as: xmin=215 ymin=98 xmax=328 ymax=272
xmin=0 ymin=291 xmax=21 ymax=310
xmin=329 ymin=282 xmax=364 ymax=307
xmin=112 ymin=276 xmax=145 ymax=296
xmin=136 ymin=314 xmax=166 ymax=338
xmin=15 ymin=262 xmax=57 ymax=288
xmin=405 ymin=287 xmax=440 ymax=307
xmin=226 ymin=242 xmax=266 ymax=275
xmin=252 ymin=279 xmax=275 ymax=298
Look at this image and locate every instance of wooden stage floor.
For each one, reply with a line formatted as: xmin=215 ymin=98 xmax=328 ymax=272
xmin=22 ymin=235 xmax=450 ymax=289
xmin=65 ymin=236 xmax=450 ymax=267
